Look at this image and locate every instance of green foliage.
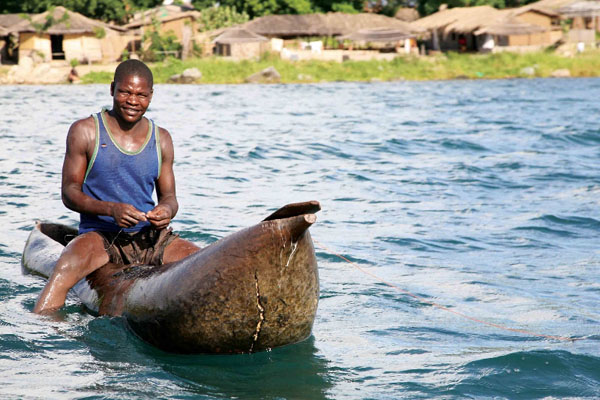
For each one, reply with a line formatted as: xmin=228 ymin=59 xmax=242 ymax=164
xmin=4 ymin=0 xmax=129 ymax=23
xmin=278 ymin=0 xmax=314 ymax=14
xmin=201 ymin=0 xmax=313 ymax=18
xmin=378 ymin=0 xmax=405 ymax=17
xmin=81 ymin=71 xmax=113 ymax=84
xmin=127 ymin=0 xmax=163 ymax=9
xmin=19 ymin=6 xmax=71 ymax=33
xmin=311 ymin=0 xmax=362 ymax=13
xmin=198 ymin=5 xmax=250 ymax=31
xmin=93 ymin=26 xmax=106 ymax=39
xmin=331 ymin=2 xmax=359 ymax=13
xmin=0 ymin=0 xmax=543 ymax=23
xmin=142 ymin=17 xmax=183 ymax=62
xmin=223 ymin=0 xmax=279 ymax=18
xmin=70 ymin=58 xmax=79 ymax=67
xmin=192 ymin=1 xmax=217 ymax=10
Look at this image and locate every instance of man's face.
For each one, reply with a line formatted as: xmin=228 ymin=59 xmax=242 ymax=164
xmin=110 ymin=74 xmax=153 ymax=124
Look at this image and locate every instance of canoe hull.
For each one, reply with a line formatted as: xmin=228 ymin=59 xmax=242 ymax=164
xmin=22 ymin=202 xmax=321 ymax=354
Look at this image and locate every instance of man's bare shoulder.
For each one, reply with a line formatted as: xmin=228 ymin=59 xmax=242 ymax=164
xmin=157 ymin=126 xmax=174 ymax=147
xmin=67 ymin=116 xmax=96 ymax=143
xmin=69 ymin=116 xmax=95 ymax=135
xmin=156 ymin=125 xmax=172 ymax=139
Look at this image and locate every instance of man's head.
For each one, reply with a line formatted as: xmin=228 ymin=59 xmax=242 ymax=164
xmin=113 ymin=59 xmax=153 ymax=87
xmin=110 ymin=60 xmax=154 ymax=125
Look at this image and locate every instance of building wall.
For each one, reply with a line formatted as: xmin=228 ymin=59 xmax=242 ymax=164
xmin=63 ymin=33 xmax=102 ymax=62
xmin=567 ymin=29 xmax=595 ymax=43
xmin=517 ymin=12 xmax=552 ymax=28
xmin=230 ymin=42 xmax=264 ymax=59
xmin=100 ymin=33 xmax=133 ymax=62
xmin=19 ymin=33 xmax=51 ymax=62
xmin=19 ymin=30 xmax=131 ymax=64
xmin=549 ymin=30 xmax=563 ymax=43
xmin=507 ymin=31 xmax=550 ymax=46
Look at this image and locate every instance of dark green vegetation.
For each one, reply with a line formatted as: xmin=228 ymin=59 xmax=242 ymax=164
xmin=1 ymin=0 xmax=542 ymax=24
xmin=79 ymin=50 xmax=600 ymax=84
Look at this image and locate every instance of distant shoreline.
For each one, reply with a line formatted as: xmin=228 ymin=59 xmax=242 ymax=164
xmin=2 ymin=50 xmax=600 ymax=85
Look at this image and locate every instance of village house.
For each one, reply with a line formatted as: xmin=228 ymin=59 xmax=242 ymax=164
xmin=241 ymin=12 xmax=422 ymax=41
xmin=412 ymin=0 xmax=598 ymax=53
xmin=473 ymin=14 xmax=553 ymax=51
xmin=212 ymin=28 xmax=269 ymax=59
xmin=558 ymin=0 xmax=600 ymax=44
xmin=7 ymin=6 xmax=130 ymax=64
xmin=227 ymin=12 xmax=425 ymax=59
xmin=123 ymin=4 xmax=201 ymax=59
xmin=412 ymin=3 xmax=567 ymax=53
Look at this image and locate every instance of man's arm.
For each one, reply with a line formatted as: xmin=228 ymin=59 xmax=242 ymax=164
xmin=61 ymin=118 xmax=147 ymax=227
xmin=146 ymin=127 xmax=178 ymax=229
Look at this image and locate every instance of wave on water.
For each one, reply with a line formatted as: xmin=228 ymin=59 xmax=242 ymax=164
xmin=447 ymin=351 xmax=600 ymax=399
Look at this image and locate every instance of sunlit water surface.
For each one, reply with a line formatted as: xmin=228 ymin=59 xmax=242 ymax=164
xmin=0 ymin=79 xmax=599 ymax=399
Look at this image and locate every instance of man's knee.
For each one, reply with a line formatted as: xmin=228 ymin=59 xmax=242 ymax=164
xmin=55 ymin=233 xmax=109 ymax=278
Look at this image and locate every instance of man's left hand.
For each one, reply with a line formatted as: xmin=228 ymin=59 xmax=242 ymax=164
xmin=146 ymin=204 xmax=172 ymax=230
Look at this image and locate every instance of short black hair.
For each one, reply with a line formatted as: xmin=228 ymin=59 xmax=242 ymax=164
xmin=113 ymin=59 xmax=153 ymax=87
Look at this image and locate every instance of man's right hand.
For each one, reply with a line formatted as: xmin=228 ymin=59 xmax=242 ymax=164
xmin=110 ymin=203 xmax=147 ymax=227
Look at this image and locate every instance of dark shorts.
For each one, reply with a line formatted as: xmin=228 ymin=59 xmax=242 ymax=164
xmin=97 ymin=227 xmax=178 ymax=266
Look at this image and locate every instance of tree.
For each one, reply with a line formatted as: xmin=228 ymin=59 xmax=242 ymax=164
xmin=311 ymin=0 xmax=364 ymax=13
xmin=197 ymin=0 xmax=312 ymax=18
xmin=0 ymin=0 xmax=166 ymax=24
xmin=141 ymin=17 xmax=182 ymax=61
xmin=197 ymin=5 xmax=250 ymax=31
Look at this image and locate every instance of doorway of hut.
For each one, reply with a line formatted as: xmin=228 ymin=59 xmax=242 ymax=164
xmin=50 ymin=35 xmax=65 ymax=60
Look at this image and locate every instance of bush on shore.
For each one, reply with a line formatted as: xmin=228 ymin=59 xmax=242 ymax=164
xmin=79 ymin=50 xmax=600 ymax=84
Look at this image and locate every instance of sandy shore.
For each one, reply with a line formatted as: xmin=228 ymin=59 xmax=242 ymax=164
xmin=0 ymin=60 xmax=119 ymax=84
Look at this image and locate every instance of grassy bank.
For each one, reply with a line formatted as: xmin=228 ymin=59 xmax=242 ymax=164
xmin=81 ymin=50 xmax=600 ymax=84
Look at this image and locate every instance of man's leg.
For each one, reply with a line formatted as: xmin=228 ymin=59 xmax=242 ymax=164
xmin=34 ymin=232 xmax=110 ymax=314
xmin=163 ymin=238 xmax=200 ymax=264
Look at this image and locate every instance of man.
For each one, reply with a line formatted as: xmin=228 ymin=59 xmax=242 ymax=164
xmin=34 ymin=59 xmax=199 ymax=314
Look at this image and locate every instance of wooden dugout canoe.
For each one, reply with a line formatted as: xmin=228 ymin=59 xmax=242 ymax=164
xmin=22 ymin=201 xmax=321 ymax=354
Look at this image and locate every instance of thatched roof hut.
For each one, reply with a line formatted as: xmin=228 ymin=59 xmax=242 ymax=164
xmin=242 ymin=12 xmax=424 ymax=38
xmin=8 ymin=6 xmax=128 ymax=63
xmin=212 ymin=27 xmax=269 ymax=58
xmin=212 ymin=28 xmax=268 ymax=44
xmin=8 ymin=6 xmax=124 ymax=35
xmin=412 ymin=5 xmax=502 ymax=35
xmin=474 ymin=15 xmax=550 ymax=35
xmin=558 ymin=1 xmax=600 ymax=16
xmin=524 ymin=0 xmax=581 ymax=12
xmin=0 ymin=14 xmax=30 ymax=36
xmin=510 ymin=4 xmax=560 ymax=18
xmin=413 ymin=5 xmax=558 ymax=51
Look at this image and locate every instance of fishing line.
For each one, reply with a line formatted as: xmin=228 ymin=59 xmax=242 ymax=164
xmin=313 ymin=238 xmax=581 ymax=343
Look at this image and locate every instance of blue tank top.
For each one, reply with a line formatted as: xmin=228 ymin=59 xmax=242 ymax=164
xmin=79 ymin=109 xmax=162 ymax=234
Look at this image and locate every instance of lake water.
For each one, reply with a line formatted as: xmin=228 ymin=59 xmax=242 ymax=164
xmin=0 ymin=79 xmax=599 ymax=399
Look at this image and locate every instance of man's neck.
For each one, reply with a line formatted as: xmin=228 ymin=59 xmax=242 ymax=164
xmin=107 ymin=109 xmax=144 ymax=135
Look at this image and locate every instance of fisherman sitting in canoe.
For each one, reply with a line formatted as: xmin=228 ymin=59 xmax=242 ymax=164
xmin=34 ymin=59 xmax=200 ymax=314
